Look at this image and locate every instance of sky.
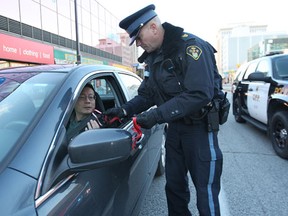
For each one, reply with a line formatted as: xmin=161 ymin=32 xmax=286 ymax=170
xmin=97 ymin=0 xmax=287 ymax=47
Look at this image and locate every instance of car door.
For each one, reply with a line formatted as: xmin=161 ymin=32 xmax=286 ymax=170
xmin=116 ymin=71 xmax=165 ymax=208
xmin=239 ymin=61 xmax=258 ymax=115
xmin=99 ymin=72 xmax=151 ymax=215
xmin=246 ymin=59 xmax=270 ymax=124
xmin=36 ymin=71 xmax=149 ymax=216
xmin=116 ymin=72 xmax=157 ymax=168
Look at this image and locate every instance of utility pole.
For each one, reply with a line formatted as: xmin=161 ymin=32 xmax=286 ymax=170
xmin=74 ymin=0 xmax=81 ymax=65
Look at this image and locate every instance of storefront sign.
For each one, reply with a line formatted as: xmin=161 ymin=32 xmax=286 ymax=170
xmin=0 ymin=33 xmax=54 ymax=64
xmin=54 ymin=49 xmax=106 ymax=65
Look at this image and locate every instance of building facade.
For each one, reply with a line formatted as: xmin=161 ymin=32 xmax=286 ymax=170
xmin=0 ymin=0 xmax=136 ymax=70
xmin=216 ymin=24 xmax=288 ymax=82
xmin=248 ymin=38 xmax=288 ymax=61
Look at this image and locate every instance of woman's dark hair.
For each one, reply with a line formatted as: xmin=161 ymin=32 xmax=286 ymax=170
xmin=84 ymin=83 xmax=96 ymax=94
xmin=83 ymin=83 xmax=105 ymax=112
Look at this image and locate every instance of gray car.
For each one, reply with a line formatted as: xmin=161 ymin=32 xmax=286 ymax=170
xmin=0 ymin=64 xmax=167 ymax=215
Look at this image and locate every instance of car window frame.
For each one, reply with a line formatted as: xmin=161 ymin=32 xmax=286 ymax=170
xmin=234 ymin=63 xmax=248 ymax=82
xmin=256 ymin=59 xmax=270 ymax=77
xmin=117 ymin=72 xmax=142 ymax=100
xmin=273 ymin=55 xmax=288 ymax=79
xmin=37 ymin=70 xmax=136 ymax=203
xmin=243 ymin=61 xmax=259 ymax=80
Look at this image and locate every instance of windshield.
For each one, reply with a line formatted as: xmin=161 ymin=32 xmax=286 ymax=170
xmin=0 ymin=72 xmax=66 ymax=163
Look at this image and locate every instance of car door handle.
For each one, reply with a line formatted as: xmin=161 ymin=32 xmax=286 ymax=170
xmin=248 ymin=88 xmax=253 ymax=91
xmin=132 ymin=117 xmax=144 ymax=150
xmin=136 ymin=134 xmax=145 ymax=149
xmin=136 ymin=134 xmax=145 ymax=143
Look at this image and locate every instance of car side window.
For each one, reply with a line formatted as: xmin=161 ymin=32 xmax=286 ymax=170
xmin=256 ymin=60 xmax=269 ymax=77
xmin=274 ymin=57 xmax=288 ymax=79
xmin=235 ymin=63 xmax=248 ymax=81
xmin=90 ymin=78 xmax=117 ymax=110
xmin=93 ymin=78 xmax=112 ymax=96
xmin=118 ymin=73 xmax=141 ymax=99
xmin=243 ymin=61 xmax=258 ymax=80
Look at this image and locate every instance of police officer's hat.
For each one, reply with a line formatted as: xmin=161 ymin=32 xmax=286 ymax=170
xmin=119 ymin=4 xmax=157 ymax=46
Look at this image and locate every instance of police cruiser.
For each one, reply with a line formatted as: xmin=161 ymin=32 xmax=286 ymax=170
xmin=232 ymin=53 xmax=288 ymax=159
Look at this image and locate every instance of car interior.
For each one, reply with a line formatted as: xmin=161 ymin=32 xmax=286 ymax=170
xmin=275 ymin=59 xmax=288 ymax=78
xmin=94 ymin=91 xmax=105 ymax=113
xmin=42 ymin=76 xmax=130 ymax=192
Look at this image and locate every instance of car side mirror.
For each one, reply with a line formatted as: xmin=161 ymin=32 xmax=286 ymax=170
xmin=248 ymin=72 xmax=278 ymax=86
xmin=68 ymin=128 xmax=132 ymax=171
xmin=247 ymin=72 xmax=265 ymax=81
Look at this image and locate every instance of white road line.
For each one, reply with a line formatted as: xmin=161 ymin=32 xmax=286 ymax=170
xmin=219 ymin=184 xmax=230 ymax=216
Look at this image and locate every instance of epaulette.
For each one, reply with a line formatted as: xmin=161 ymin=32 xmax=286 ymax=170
xmin=181 ymin=32 xmax=195 ymax=41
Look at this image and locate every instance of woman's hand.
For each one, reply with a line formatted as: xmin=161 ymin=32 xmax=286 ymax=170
xmin=85 ymin=119 xmax=100 ymax=130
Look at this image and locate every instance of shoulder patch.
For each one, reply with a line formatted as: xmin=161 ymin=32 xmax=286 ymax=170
xmin=186 ymin=45 xmax=202 ymax=60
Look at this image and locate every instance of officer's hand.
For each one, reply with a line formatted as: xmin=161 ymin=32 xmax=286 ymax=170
xmin=136 ymin=109 xmax=160 ymax=129
xmin=103 ymin=107 xmax=126 ymax=118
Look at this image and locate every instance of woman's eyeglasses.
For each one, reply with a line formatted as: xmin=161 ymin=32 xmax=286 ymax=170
xmin=78 ymin=95 xmax=96 ymax=101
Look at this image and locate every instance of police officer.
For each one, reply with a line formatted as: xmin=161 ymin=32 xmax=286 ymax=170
xmin=104 ymin=4 xmax=223 ymax=216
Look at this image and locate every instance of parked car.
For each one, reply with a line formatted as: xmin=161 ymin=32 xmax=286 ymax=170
xmin=0 ymin=64 xmax=167 ymax=215
xmin=232 ymin=53 xmax=288 ymax=158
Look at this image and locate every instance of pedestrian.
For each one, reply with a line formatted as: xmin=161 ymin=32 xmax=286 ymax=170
xmin=104 ymin=4 xmax=224 ymax=216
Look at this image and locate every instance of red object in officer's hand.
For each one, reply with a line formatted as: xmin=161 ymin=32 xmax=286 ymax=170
xmin=132 ymin=117 xmax=142 ymax=149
